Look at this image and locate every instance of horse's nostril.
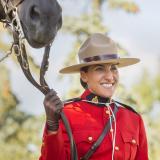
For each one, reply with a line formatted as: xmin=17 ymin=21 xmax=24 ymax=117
xmin=30 ymin=6 xmax=40 ymax=21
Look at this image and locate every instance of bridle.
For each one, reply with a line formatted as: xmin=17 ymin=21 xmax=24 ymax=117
xmin=0 ymin=0 xmax=25 ymax=28
xmin=1 ymin=0 xmax=51 ymax=94
xmin=0 ymin=0 xmax=78 ymax=160
xmin=0 ymin=0 xmax=26 ymax=62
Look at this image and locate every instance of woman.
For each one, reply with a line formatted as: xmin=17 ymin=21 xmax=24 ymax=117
xmin=39 ymin=33 xmax=148 ymax=160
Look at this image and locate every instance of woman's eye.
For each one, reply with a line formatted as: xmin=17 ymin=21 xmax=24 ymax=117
xmin=111 ymin=65 xmax=117 ymax=71
xmin=95 ymin=67 xmax=104 ymax=71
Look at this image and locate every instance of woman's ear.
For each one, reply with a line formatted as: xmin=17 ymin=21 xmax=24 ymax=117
xmin=80 ymin=71 xmax=88 ymax=83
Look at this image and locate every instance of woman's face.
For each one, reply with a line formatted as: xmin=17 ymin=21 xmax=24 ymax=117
xmin=80 ymin=63 xmax=119 ymax=98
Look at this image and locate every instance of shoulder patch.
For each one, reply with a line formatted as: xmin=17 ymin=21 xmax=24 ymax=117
xmin=114 ymin=100 xmax=139 ymax=115
xmin=63 ymin=97 xmax=82 ymax=104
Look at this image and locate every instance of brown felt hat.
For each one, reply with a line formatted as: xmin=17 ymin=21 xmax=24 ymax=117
xmin=59 ymin=33 xmax=140 ymax=74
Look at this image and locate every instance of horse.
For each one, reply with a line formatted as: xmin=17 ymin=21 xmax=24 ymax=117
xmin=0 ymin=0 xmax=62 ymax=48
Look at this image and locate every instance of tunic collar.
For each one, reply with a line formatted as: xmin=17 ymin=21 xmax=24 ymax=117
xmin=81 ymin=89 xmax=112 ymax=106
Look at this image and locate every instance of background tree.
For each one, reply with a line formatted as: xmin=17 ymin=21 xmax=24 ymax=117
xmin=0 ymin=24 xmax=43 ymax=160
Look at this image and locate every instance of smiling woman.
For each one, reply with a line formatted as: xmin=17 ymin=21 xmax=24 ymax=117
xmin=80 ymin=63 xmax=119 ymax=98
xmin=40 ymin=33 xmax=149 ymax=160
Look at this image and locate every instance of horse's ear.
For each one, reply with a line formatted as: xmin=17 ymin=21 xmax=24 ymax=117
xmin=0 ymin=2 xmax=6 ymax=19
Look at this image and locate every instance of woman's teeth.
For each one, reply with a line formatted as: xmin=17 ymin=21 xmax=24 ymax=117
xmin=101 ymin=83 xmax=113 ymax=88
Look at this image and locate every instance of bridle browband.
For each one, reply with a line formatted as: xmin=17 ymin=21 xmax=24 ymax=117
xmin=0 ymin=1 xmax=78 ymax=160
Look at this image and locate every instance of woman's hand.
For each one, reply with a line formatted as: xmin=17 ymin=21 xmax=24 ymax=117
xmin=43 ymin=89 xmax=63 ymax=132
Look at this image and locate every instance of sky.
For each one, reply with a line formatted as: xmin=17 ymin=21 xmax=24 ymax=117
xmin=4 ymin=0 xmax=160 ymax=115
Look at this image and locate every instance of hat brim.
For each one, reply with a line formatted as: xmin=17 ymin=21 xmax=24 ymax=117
xmin=59 ymin=58 xmax=140 ymax=74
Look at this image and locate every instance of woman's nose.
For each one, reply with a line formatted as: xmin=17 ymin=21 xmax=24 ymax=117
xmin=104 ymin=70 xmax=114 ymax=81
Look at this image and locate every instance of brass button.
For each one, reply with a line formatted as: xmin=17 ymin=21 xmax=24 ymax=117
xmin=110 ymin=128 xmax=114 ymax=132
xmin=88 ymin=136 xmax=93 ymax=141
xmin=132 ymin=139 xmax=136 ymax=144
xmin=115 ymin=146 xmax=119 ymax=151
xmin=105 ymin=110 xmax=110 ymax=115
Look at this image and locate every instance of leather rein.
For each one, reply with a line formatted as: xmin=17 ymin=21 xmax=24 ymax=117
xmin=0 ymin=1 xmax=78 ymax=160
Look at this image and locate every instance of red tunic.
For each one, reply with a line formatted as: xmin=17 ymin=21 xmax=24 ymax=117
xmin=39 ymin=89 xmax=148 ymax=160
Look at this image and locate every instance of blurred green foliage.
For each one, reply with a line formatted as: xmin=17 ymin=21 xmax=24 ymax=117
xmin=0 ymin=25 xmax=43 ymax=160
xmin=0 ymin=63 xmax=43 ymax=160
xmin=108 ymin=0 xmax=139 ymax=13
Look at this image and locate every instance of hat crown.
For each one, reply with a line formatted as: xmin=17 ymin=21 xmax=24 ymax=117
xmin=59 ymin=33 xmax=140 ymax=74
xmin=78 ymin=33 xmax=118 ymax=61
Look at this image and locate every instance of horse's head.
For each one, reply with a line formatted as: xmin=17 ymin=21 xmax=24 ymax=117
xmin=0 ymin=0 xmax=62 ymax=48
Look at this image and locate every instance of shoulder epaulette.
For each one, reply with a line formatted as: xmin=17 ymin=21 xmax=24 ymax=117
xmin=114 ymin=100 xmax=138 ymax=115
xmin=63 ymin=97 xmax=82 ymax=104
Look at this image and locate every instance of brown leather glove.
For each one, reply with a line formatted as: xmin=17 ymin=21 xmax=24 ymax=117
xmin=43 ymin=89 xmax=63 ymax=131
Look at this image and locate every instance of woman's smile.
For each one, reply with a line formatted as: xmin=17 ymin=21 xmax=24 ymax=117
xmin=81 ymin=63 xmax=119 ymax=98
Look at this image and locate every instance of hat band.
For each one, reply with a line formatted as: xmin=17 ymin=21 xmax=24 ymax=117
xmin=80 ymin=54 xmax=118 ymax=63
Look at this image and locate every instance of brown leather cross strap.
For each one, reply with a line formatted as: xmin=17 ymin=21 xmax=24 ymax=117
xmin=80 ymin=104 xmax=119 ymax=160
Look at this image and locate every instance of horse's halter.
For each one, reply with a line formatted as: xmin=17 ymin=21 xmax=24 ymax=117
xmin=0 ymin=0 xmax=25 ymax=63
xmin=1 ymin=0 xmax=24 ymax=9
xmin=1 ymin=0 xmax=25 ymax=38
xmin=0 ymin=0 xmax=52 ymax=94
